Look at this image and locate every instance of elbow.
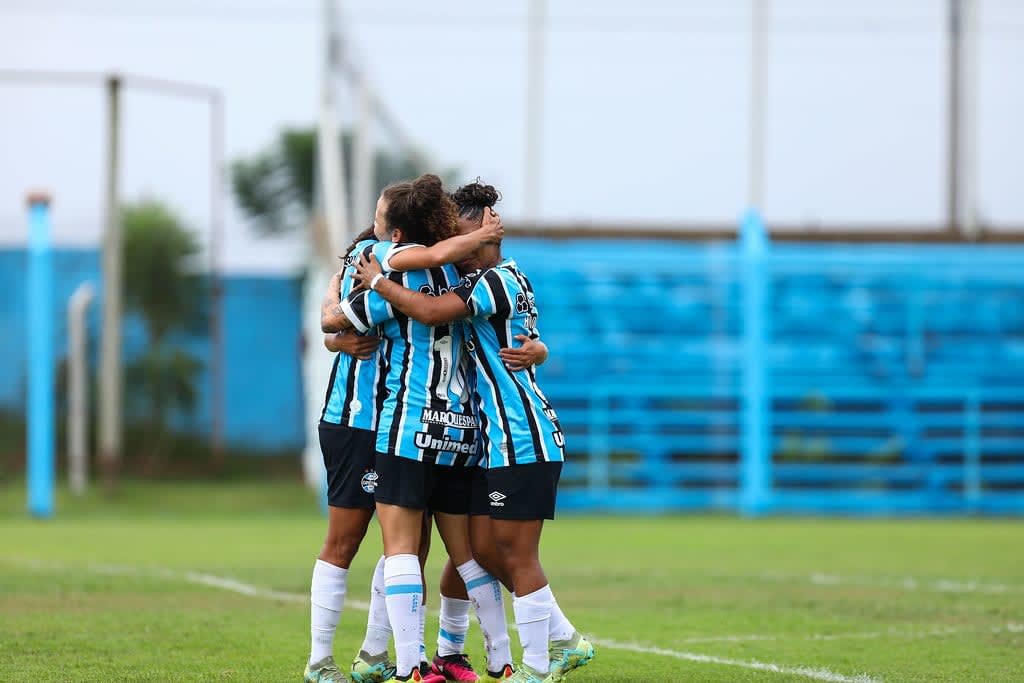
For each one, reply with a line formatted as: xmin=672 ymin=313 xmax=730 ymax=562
xmin=321 ymin=313 xmax=343 ymax=333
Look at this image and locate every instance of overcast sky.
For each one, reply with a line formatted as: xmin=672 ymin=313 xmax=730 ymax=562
xmin=1 ymin=0 xmax=1022 ymax=272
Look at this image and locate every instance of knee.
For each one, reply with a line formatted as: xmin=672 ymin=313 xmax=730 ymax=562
xmin=472 ymin=546 xmax=503 ymax=575
xmin=320 ymin=532 xmax=364 ymax=567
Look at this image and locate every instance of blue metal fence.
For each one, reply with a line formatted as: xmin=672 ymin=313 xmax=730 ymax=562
xmin=510 ymin=233 xmax=1024 ymax=515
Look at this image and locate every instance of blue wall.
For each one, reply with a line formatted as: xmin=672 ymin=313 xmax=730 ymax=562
xmin=0 ymin=248 xmax=304 ymax=451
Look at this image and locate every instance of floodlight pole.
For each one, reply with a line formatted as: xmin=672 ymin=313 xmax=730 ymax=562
xmin=353 ymin=75 xmax=375 ymax=234
xmin=749 ymin=0 xmax=768 ymax=211
xmin=958 ymin=0 xmax=980 ymax=240
xmin=523 ymin=0 xmax=546 ymax=222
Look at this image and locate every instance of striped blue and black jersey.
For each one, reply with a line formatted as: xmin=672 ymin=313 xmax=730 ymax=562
xmin=342 ymin=241 xmax=479 ymax=466
xmin=321 ymin=238 xmax=385 ymax=431
xmin=452 ymin=258 xmax=565 ymax=468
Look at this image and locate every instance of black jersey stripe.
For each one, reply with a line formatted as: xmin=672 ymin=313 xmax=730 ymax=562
xmin=483 ymin=271 xmax=547 ymax=462
xmin=320 ymin=353 xmax=342 ymax=422
xmin=484 ymin=270 xmax=511 ymax=318
xmin=489 ymin=268 xmax=548 ymax=460
xmin=421 ymin=268 xmax=450 ymax=459
xmin=387 ymin=274 xmax=416 ymax=458
xmin=472 ymin=328 xmax=517 ymax=465
xmin=341 ymin=355 xmax=360 ymax=426
xmin=374 ymin=335 xmax=390 ymax=431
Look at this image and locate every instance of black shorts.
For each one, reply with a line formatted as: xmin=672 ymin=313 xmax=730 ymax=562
xmin=373 ymin=452 xmax=473 ymax=515
xmin=484 ymin=461 xmax=563 ymax=520
xmin=318 ymin=422 xmax=377 ymax=510
xmin=469 ymin=466 xmax=491 ymax=516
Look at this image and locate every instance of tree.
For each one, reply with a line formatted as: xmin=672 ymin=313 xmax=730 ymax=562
xmin=121 ymin=200 xmax=205 ymax=461
xmin=231 ymin=127 xmax=436 ymax=238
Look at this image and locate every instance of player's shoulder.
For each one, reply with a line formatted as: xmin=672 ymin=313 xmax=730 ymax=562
xmin=489 ymin=259 xmax=526 ymax=291
xmin=345 ymin=238 xmax=378 ymax=266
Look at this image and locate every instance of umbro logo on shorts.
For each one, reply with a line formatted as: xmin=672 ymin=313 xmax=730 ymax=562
xmin=489 ymin=491 xmax=507 ymax=507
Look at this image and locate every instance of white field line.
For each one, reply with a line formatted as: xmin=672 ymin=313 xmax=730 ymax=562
xmin=590 ymin=638 xmax=884 ymax=683
xmin=672 ymin=626 xmax=963 ymax=644
xmin=13 ymin=558 xmax=888 ymax=683
xmin=768 ymin=572 xmax=1024 ymax=595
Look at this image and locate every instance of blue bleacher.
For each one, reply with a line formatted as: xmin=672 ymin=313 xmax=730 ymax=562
xmin=509 ymin=239 xmax=1024 ymax=514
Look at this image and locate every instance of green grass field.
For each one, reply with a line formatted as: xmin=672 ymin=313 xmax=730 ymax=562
xmin=1 ymin=480 xmax=1022 ymax=682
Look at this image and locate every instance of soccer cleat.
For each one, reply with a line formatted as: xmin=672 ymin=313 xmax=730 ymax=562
xmin=431 ymin=652 xmax=480 ymax=682
xmin=480 ymin=663 xmax=515 ymax=682
xmin=394 ymin=663 xmax=446 ymax=682
xmin=351 ymin=649 xmax=397 ymax=683
xmin=547 ymin=632 xmax=594 ymax=680
xmin=505 ymin=663 xmax=551 ymax=683
xmin=305 ymin=655 xmax=351 ymax=682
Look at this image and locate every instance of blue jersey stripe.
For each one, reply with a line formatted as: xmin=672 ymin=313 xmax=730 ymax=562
xmin=321 ymin=239 xmax=382 ymax=430
xmin=343 ymin=244 xmax=479 ymax=466
xmin=454 ymin=259 xmax=565 ymax=469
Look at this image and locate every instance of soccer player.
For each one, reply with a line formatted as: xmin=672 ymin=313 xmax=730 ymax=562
xmin=305 ymin=176 xmax=503 ymax=683
xmin=351 ymin=182 xmax=595 ymax=683
xmin=323 ymin=174 xmax=492 ymax=683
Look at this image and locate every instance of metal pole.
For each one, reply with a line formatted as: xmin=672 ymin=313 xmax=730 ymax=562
xmin=98 ymin=74 xmax=122 ymax=490
xmin=960 ymin=0 xmax=980 ymax=240
xmin=67 ymin=282 xmax=94 ymax=495
xmin=209 ymin=93 xmax=226 ymax=459
xmin=947 ymin=0 xmax=962 ymax=234
xmin=318 ymin=0 xmax=349 ymax=257
xmin=353 ymin=75 xmax=375 ymax=234
xmin=740 ymin=209 xmax=771 ymax=516
xmin=523 ymin=0 xmax=546 ymax=221
xmin=749 ymin=0 xmax=768 ymax=211
xmin=304 ymin=0 xmax=350 ymax=490
xmin=27 ymin=192 xmax=56 ymax=518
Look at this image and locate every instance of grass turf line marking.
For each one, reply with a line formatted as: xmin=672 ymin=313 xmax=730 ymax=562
xmin=590 ymin=638 xmax=883 ymax=683
xmin=780 ymin=572 xmax=1021 ymax=594
xmin=14 ymin=559 xmax=888 ymax=683
xmin=672 ymin=626 xmax=963 ymax=644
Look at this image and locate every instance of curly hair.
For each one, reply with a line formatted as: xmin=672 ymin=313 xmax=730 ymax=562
xmin=380 ymin=174 xmax=458 ymax=246
xmin=450 ymin=180 xmax=501 ymax=223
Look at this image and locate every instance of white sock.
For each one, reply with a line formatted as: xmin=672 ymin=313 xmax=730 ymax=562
xmin=419 ymin=598 xmax=428 ymax=664
xmin=459 ymin=560 xmax=511 ymax=671
xmin=360 ymin=555 xmax=391 ymax=656
xmin=309 ymin=559 xmax=348 ymax=665
xmin=513 ymin=585 xmax=553 ymax=673
xmin=548 ymin=594 xmax=576 ymax=642
xmin=436 ymin=596 xmax=471 ymax=657
xmin=384 ymin=554 xmax=423 ymax=677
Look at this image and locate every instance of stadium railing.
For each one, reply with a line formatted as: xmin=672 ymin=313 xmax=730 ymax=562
xmin=512 ymin=236 xmax=1024 ymax=515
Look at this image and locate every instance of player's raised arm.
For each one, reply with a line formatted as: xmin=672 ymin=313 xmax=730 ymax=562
xmin=353 ymin=252 xmax=468 ymax=326
xmin=320 ymin=268 xmax=355 ymax=332
xmin=384 ymin=208 xmax=503 ymax=272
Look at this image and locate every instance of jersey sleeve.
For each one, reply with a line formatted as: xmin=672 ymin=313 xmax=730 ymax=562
xmin=374 ymin=241 xmax=425 ymax=273
xmin=452 ymin=267 xmax=513 ymax=318
xmin=341 ymin=276 xmax=397 ymax=333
